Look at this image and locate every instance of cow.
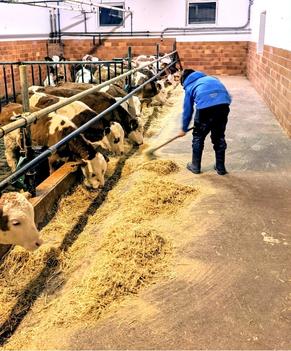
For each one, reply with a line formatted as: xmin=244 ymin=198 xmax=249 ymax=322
xmin=70 ymin=55 xmax=99 ymax=83
xmin=103 ymin=121 xmax=124 ymax=155
xmin=75 ymin=67 xmax=97 ymax=84
xmin=27 ymin=92 xmax=109 ymax=143
xmin=2 ymin=103 xmax=108 ymax=189
xmin=44 ymin=55 xmax=67 ymax=87
xmin=33 ymin=88 xmax=144 ymax=145
xmin=99 ymin=84 xmax=142 ymax=118
xmin=0 ymin=192 xmax=43 ymax=251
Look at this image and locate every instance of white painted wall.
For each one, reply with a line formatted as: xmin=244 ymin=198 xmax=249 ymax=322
xmin=250 ymin=0 xmax=291 ymax=51
xmin=2 ymin=0 xmax=290 ymax=50
xmin=0 ymin=3 xmax=50 ymax=38
xmin=0 ymin=0 xmax=250 ymax=41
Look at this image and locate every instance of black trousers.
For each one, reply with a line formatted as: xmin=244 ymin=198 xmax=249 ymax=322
xmin=192 ymin=104 xmax=230 ymax=152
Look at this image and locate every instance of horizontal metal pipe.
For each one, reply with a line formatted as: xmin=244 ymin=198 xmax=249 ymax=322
xmin=65 ymin=0 xmax=132 ymax=13
xmin=0 ymin=59 xmax=177 ymax=191
xmin=0 ymin=60 xmax=123 ymax=65
xmin=0 ymin=28 xmax=250 ymax=40
xmin=0 ymin=50 xmax=176 ymax=138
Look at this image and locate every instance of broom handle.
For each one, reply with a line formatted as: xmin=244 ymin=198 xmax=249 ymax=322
xmin=151 ymin=127 xmax=194 ymax=153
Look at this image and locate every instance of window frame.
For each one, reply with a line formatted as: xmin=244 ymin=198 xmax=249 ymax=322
xmin=98 ymin=2 xmax=125 ymax=28
xmin=186 ymin=0 xmax=218 ymax=27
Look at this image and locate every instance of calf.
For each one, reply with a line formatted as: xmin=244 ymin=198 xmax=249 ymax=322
xmin=103 ymin=121 xmax=124 ymax=155
xmin=43 ymin=55 xmax=66 ymax=86
xmin=3 ymin=104 xmax=108 ymax=189
xmin=74 ymin=67 xmax=98 ymax=84
xmin=0 ymin=192 xmax=42 ymax=251
xmin=38 ymin=88 xmax=144 ymax=145
xmin=100 ymin=84 xmax=142 ymax=118
xmin=29 ymin=92 xmax=109 ymax=142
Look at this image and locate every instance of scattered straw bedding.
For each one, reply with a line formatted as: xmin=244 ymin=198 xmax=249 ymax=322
xmin=121 ymin=159 xmax=180 ymax=177
xmin=0 ymin=159 xmax=197 ymax=342
xmin=0 ymin=88 xmax=194 ymax=346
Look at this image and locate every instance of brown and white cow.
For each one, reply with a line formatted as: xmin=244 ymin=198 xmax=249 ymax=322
xmin=2 ymin=103 xmax=108 ymax=189
xmin=0 ymin=192 xmax=42 ymax=251
xmin=28 ymin=92 xmax=109 ymax=143
xmin=34 ymin=88 xmax=144 ymax=145
xmin=100 ymin=84 xmax=142 ymax=118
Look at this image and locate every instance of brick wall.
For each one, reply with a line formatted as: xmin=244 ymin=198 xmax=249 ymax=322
xmin=62 ymin=38 xmax=176 ymax=60
xmin=1 ymin=39 xmax=290 ymax=137
xmin=0 ymin=40 xmax=48 ymax=101
xmin=0 ymin=40 xmax=48 ymax=62
xmin=247 ymin=42 xmax=291 ymax=137
xmin=177 ymin=41 xmax=248 ymax=75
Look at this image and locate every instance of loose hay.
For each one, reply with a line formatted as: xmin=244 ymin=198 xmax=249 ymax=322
xmin=122 ymin=159 xmax=180 ymax=177
xmin=118 ymin=175 xmax=196 ymax=223
xmin=140 ymin=159 xmax=180 ymax=175
xmin=0 ymin=84 xmax=198 ymax=348
xmin=36 ymin=224 xmax=172 ymax=325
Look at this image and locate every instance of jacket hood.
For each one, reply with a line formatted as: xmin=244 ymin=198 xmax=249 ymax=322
xmin=183 ymin=71 xmax=206 ymax=88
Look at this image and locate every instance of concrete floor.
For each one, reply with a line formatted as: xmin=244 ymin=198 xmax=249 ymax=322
xmin=67 ymin=76 xmax=291 ymax=349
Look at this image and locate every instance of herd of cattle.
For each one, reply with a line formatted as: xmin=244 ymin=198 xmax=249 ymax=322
xmin=0 ymin=53 xmax=180 ymax=252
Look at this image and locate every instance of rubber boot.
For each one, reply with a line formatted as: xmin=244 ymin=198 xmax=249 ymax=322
xmin=214 ymin=149 xmax=227 ymax=175
xmin=187 ymin=143 xmax=203 ymax=174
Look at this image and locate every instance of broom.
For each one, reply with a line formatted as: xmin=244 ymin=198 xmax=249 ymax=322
xmin=145 ymin=127 xmax=194 ymax=159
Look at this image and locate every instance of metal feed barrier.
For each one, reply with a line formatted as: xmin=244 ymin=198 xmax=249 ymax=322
xmin=0 ymin=49 xmax=178 ymax=196
xmin=0 ymin=58 xmax=126 ymax=111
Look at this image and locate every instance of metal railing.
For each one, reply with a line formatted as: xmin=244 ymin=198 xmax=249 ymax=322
xmin=0 ymin=49 xmax=178 ymax=194
xmin=0 ymin=58 xmax=126 ymax=110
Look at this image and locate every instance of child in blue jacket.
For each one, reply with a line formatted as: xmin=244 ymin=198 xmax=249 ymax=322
xmin=178 ymin=69 xmax=232 ymax=175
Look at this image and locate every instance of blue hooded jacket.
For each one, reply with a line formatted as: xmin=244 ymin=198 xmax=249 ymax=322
xmin=182 ymin=71 xmax=232 ymax=132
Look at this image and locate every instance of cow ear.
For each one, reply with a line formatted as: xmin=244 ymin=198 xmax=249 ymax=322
xmin=104 ymin=127 xmax=111 ymax=135
xmin=45 ymin=56 xmax=53 ymax=61
xmin=0 ymin=208 xmax=9 ymax=232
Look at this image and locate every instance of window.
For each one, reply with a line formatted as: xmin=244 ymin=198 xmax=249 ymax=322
xmin=187 ymin=1 xmax=217 ymax=25
xmin=257 ymin=11 xmax=266 ymax=54
xmin=99 ymin=3 xmax=124 ymax=27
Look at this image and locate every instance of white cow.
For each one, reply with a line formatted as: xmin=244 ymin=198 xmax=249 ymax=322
xmin=0 ymin=192 xmax=43 ymax=251
xmin=43 ymin=55 xmax=66 ymax=87
xmin=93 ymin=122 xmax=125 ymax=156
xmin=81 ymin=152 xmax=107 ymax=189
xmin=115 ymin=96 xmax=141 ymax=119
xmin=75 ymin=68 xmax=97 ymax=84
xmin=127 ymin=117 xmax=144 ymax=145
xmin=105 ymin=122 xmax=125 ymax=155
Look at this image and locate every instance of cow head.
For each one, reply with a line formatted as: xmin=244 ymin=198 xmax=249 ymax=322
xmin=128 ymin=117 xmax=144 ymax=145
xmin=44 ymin=55 xmax=66 ymax=84
xmin=81 ymin=152 xmax=108 ymax=189
xmin=0 ymin=193 xmax=43 ymax=251
xmin=107 ymin=122 xmax=125 ymax=155
xmin=128 ymin=96 xmax=141 ymax=118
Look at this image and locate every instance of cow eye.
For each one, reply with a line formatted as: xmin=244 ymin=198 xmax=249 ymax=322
xmin=12 ymin=220 xmax=20 ymax=226
xmin=91 ymin=173 xmax=96 ymax=177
